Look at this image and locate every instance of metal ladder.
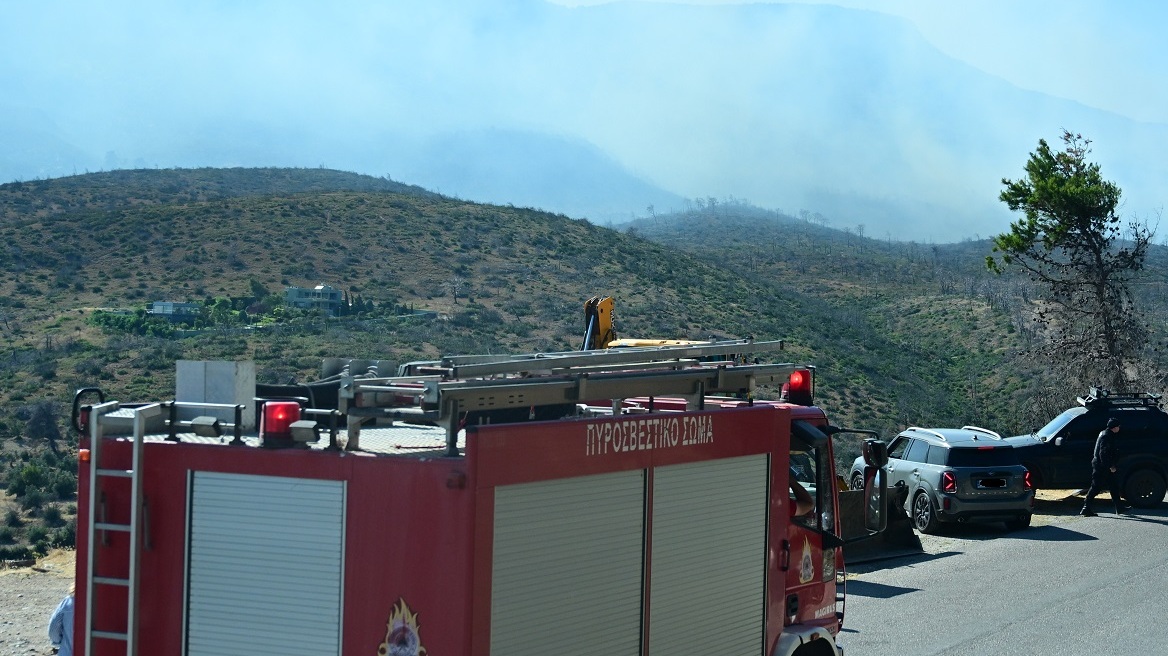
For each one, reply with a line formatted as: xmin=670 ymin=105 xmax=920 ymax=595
xmin=84 ymin=402 xmax=160 ymax=656
xmin=396 ymin=338 xmax=783 ymax=378
xmin=342 ymin=340 xmax=806 ymax=455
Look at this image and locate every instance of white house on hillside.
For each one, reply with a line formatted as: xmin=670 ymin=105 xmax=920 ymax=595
xmin=285 ymin=284 xmax=343 ymax=315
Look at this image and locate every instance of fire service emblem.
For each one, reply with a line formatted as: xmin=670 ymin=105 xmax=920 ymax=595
xmin=799 ymin=537 xmax=815 ymax=584
xmin=378 ymin=598 xmax=427 ymax=656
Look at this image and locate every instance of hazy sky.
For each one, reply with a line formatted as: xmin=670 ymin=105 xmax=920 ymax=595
xmin=5 ymin=0 xmax=1167 ymax=241
xmin=556 ymin=0 xmax=1168 ymax=125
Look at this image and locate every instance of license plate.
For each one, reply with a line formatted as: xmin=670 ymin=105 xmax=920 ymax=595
xmin=976 ymin=478 xmax=1006 ymax=489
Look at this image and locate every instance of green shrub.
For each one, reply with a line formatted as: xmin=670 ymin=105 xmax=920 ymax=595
xmin=7 ymin=461 xmax=50 ymax=497
xmin=25 ymin=525 xmax=48 ymax=544
xmin=43 ymin=505 xmax=63 ymax=526
xmin=52 ymin=473 xmax=77 ymax=500
xmin=4 ymin=509 xmax=20 ymax=527
xmin=0 ymin=545 xmax=33 ymax=561
xmin=21 ymin=488 xmax=45 ymax=512
xmin=51 ymin=522 xmax=75 ymax=548
xmin=0 ymin=526 xmax=14 ymax=544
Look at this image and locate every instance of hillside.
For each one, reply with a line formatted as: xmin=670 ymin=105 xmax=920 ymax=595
xmin=0 ymin=169 xmax=1081 ymax=470
xmin=623 ymin=202 xmax=1168 ymax=426
xmin=7 ymin=166 xmax=1164 ymax=558
xmin=0 ymin=170 xmax=837 ymax=417
xmin=6 ymin=167 xmax=1164 ymax=437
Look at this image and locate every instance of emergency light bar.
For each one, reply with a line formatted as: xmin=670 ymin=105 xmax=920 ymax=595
xmin=260 ymin=400 xmax=301 ymax=448
xmin=784 ymin=369 xmax=814 ymax=405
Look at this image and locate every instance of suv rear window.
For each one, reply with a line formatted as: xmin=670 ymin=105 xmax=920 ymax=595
xmin=946 ymin=447 xmax=1019 ymax=467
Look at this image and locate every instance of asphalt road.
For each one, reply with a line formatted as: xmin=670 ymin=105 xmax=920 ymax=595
xmin=840 ymin=493 xmax=1168 ymax=656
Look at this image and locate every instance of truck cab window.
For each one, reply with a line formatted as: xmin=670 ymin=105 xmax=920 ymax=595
xmin=790 ymin=450 xmax=816 ymax=520
xmin=790 ymin=448 xmax=835 ymax=533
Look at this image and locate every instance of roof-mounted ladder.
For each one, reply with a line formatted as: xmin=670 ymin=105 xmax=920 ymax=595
xmin=397 ymin=338 xmax=780 ymax=379
xmin=341 ymin=340 xmax=807 ymax=456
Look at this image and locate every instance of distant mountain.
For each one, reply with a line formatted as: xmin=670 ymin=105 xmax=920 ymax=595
xmin=0 ymin=107 xmax=96 ymax=180
xmin=2 ymin=1 xmax=1166 ymax=241
xmin=384 ymin=129 xmax=688 ymax=224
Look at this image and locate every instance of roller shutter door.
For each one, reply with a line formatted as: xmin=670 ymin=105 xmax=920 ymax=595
xmin=648 ymin=455 xmax=769 ymax=655
xmin=186 ymin=472 xmax=345 ymax=656
xmin=491 ymin=470 xmax=645 ymax=655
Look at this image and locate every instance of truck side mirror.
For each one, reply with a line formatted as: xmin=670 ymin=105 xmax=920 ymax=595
xmin=862 ymin=438 xmax=889 ymax=468
xmin=863 ymin=465 xmax=887 ymax=533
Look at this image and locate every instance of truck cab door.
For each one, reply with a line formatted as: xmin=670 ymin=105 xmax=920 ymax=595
xmin=784 ymin=444 xmax=837 ymax=625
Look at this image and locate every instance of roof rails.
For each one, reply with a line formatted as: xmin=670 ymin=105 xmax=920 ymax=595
xmin=1077 ymin=387 xmax=1163 ymax=410
xmin=905 ymin=427 xmax=947 ymax=442
xmin=960 ymin=425 xmax=1003 ymax=440
xmin=340 ymin=340 xmax=804 ymax=456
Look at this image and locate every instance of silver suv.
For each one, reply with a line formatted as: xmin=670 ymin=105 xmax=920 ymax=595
xmin=849 ymin=426 xmax=1035 ymax=533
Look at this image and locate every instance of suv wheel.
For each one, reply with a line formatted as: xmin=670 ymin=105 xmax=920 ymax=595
xmin=1004 ymin=513 xmax=1032 ymax=531
xmin=850 ymin=472 xmax=864 ymax=490
xmin=1122 ymin=468 xmax=1167 ymax=508
xmin=912 ymin=491 xmax=940 ymax=534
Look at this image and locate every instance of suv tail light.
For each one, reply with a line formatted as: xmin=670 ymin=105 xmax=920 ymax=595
xmin=941 ymin=470 xmax=957 ymax=494
xmin=1023 ymin=469 xmax=1033 ymax=490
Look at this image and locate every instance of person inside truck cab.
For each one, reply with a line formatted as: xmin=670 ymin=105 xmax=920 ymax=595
xmin=789 ymin=465 xmax=815 ymax=517
xmin=789 ymin=457 xmax=817 ymax=518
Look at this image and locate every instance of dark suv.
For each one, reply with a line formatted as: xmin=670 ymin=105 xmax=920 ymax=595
xmin=849 ymin=426 xmax=1034 ymax=534
xmin=1004 ymin=388 xmax=1168 ymax=508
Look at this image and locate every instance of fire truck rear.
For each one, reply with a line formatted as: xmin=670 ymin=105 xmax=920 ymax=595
xmin=72 ymin=340 xmax=888 ymax=655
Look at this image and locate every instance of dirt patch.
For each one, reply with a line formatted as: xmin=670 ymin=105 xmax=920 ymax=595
xmin=0 ymin=549 xmax=74 ymax=656
xmin=1035 ymin=488 xmax=1085 ymax=502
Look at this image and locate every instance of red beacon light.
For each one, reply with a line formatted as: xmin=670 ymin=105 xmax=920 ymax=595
xmin=783 ymin=369 xmax=814 ymax=406
xmin=261 ymin=400 xmax=301 ymax=448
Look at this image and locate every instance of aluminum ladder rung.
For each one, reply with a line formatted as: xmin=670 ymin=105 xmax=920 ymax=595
xmin=92 ymin=629 xmax=129 ymax=641
xmin=94 ymin=576 xmax=130 ymax=586
xmin=96 ymin=468 xmax=134 ymax=478
xmin=95 ymin=522 xmax=132 ymax=532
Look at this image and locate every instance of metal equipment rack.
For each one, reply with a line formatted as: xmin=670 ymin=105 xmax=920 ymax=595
xmin=340 ymin=339 xmax=810 ymax=455
xmin=1078 ymin=387 xmax=1163 ymax=409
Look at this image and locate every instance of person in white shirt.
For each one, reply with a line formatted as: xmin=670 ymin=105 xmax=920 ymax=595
xmin=48 ymin=582 xmax=74 ymax=656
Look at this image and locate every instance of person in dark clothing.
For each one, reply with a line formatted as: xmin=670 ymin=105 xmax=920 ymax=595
xmin=1080 ymin=417 xmax=1126 ymax=516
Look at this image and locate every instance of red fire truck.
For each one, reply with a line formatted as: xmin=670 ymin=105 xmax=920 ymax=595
xmin=72 ymin=339 xmax=887 ymax=656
